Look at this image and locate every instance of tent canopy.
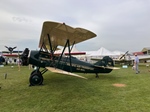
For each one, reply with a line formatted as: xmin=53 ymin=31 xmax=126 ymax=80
xmin=89 ymin=47 xmax=117 ymax=56
xmin=54 ymin=46 xmax=86 ymax=55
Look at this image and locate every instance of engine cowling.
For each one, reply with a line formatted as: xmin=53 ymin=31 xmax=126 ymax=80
xmin=21 ymin=48 xmax=30 ymax=66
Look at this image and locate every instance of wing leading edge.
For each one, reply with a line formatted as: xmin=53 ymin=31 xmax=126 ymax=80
xmin=39 ymin=21 xmax=97 ymax=50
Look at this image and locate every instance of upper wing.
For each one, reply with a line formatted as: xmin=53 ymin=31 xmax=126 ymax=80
xmin=39 ymin=21 xmax=97 ymax=50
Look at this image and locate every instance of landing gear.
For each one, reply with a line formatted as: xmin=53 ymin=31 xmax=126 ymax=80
xmin=95 ymin=73 xmax=99 ymax=78
xmin=29 ymin=70 xmax=43 ymax=86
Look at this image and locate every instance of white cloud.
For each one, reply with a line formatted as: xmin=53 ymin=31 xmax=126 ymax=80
xmin=0 ymin=0 xmax=150 ymax=52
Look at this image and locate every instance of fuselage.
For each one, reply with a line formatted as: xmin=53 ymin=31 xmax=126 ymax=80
xmin=28 ymin=50 xmax=113 ymax=74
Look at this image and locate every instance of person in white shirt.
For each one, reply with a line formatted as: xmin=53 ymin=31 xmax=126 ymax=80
xmin=16 ymin=57 xmax=21 ymax=71
xmin=134 ymin=54 xmax=140 ymax=74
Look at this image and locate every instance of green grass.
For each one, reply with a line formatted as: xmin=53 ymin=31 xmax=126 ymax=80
xmin=0 ymin=64 xmax=150 ymax=112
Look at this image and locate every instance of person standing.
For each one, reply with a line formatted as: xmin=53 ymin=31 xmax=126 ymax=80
xmin=134 ymin=54 xmax=140 ymax=74
xmin=16 ymin=57 xmax=21 ymax=71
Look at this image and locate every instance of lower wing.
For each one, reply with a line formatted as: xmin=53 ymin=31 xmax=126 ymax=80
xmin=46 ymin=67 xmax=87 ymax=79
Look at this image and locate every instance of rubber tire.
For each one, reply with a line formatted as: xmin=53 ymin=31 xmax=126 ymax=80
xmin=29 ymin=72 xmax=43 ymax=86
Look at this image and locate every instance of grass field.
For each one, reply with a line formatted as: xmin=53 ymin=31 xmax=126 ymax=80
xmin=0 ymin=64 xmax=150 ymax=112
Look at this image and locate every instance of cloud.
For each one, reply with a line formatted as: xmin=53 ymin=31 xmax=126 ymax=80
xmin=12 ymin=16 xmax=32 ymax=23
xmin=0 ymin=0 xmax=150 ymax=52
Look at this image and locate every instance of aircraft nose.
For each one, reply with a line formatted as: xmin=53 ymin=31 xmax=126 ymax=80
xmin=21 ymin=48 xmax=30 ymax=66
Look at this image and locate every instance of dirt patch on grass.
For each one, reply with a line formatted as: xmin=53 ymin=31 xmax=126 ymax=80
xmin=112 ymin=83 xmax=126 ymax=87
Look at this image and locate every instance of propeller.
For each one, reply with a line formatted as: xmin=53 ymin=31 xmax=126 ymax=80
xmin=21 ymin=48 xmax=30 ymax=66
xmin=5 ymin=46 xmax=17 ymax=54
xmin=119 ymin=51 xmax=129 ymax=60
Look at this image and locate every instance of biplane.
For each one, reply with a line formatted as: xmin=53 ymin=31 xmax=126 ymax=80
xmin=22 ymin=21 xmax=118 ymax=86
xmin=113 ymin=51 xmax=133 ymax=65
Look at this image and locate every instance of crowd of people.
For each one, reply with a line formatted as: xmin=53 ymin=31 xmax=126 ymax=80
xmin=0 ymin=56 xmax=22 ymax=71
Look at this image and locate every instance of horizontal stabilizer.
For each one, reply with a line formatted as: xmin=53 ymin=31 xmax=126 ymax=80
xmin=94 ymin=65 xmax=120 ymax=70
xmin=46 ymin=67 xmax=87 ymax=79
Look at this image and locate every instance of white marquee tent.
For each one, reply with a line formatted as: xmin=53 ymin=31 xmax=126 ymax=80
xmin=89 ymin=47 xmax=117 ymax=56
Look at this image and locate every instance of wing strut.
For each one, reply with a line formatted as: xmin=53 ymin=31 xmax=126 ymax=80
xmin=47 ymin=34 xmax=54 ymax=60
xmin=39 ymin=41 xmax=48 ymax=52
xmin=56 ymin=39 xmax=73 ymax=72
xmin=67 ymin=39 xmax=72 ymax=72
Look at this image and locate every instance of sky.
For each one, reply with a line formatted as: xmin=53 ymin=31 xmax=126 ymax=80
xmin=0 ymin=0 xmax=150 ymax=52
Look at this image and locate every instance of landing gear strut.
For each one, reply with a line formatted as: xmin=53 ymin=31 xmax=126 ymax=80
xmin=95 ymin=73 xmax=99 ymax=78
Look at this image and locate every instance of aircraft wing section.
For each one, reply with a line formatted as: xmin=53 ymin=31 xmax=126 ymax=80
xmin=139 ymin=56 xmax=150 ymax=61
xmin=46 ymin=67 xmax=87 ymax=79
xmin=39 ymin=21 xmax=97 ymax=50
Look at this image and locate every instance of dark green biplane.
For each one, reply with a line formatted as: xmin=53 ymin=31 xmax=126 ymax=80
xmin=22 ymin=21 xmax=118 ymax=86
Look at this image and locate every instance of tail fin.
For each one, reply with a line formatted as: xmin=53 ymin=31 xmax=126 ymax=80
xmin=94 ymin=56 xmax=114 ymax=67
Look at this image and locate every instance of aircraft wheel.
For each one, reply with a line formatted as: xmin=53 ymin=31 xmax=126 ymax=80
xmin=29 ymin=72 xmax=43 ymax=86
